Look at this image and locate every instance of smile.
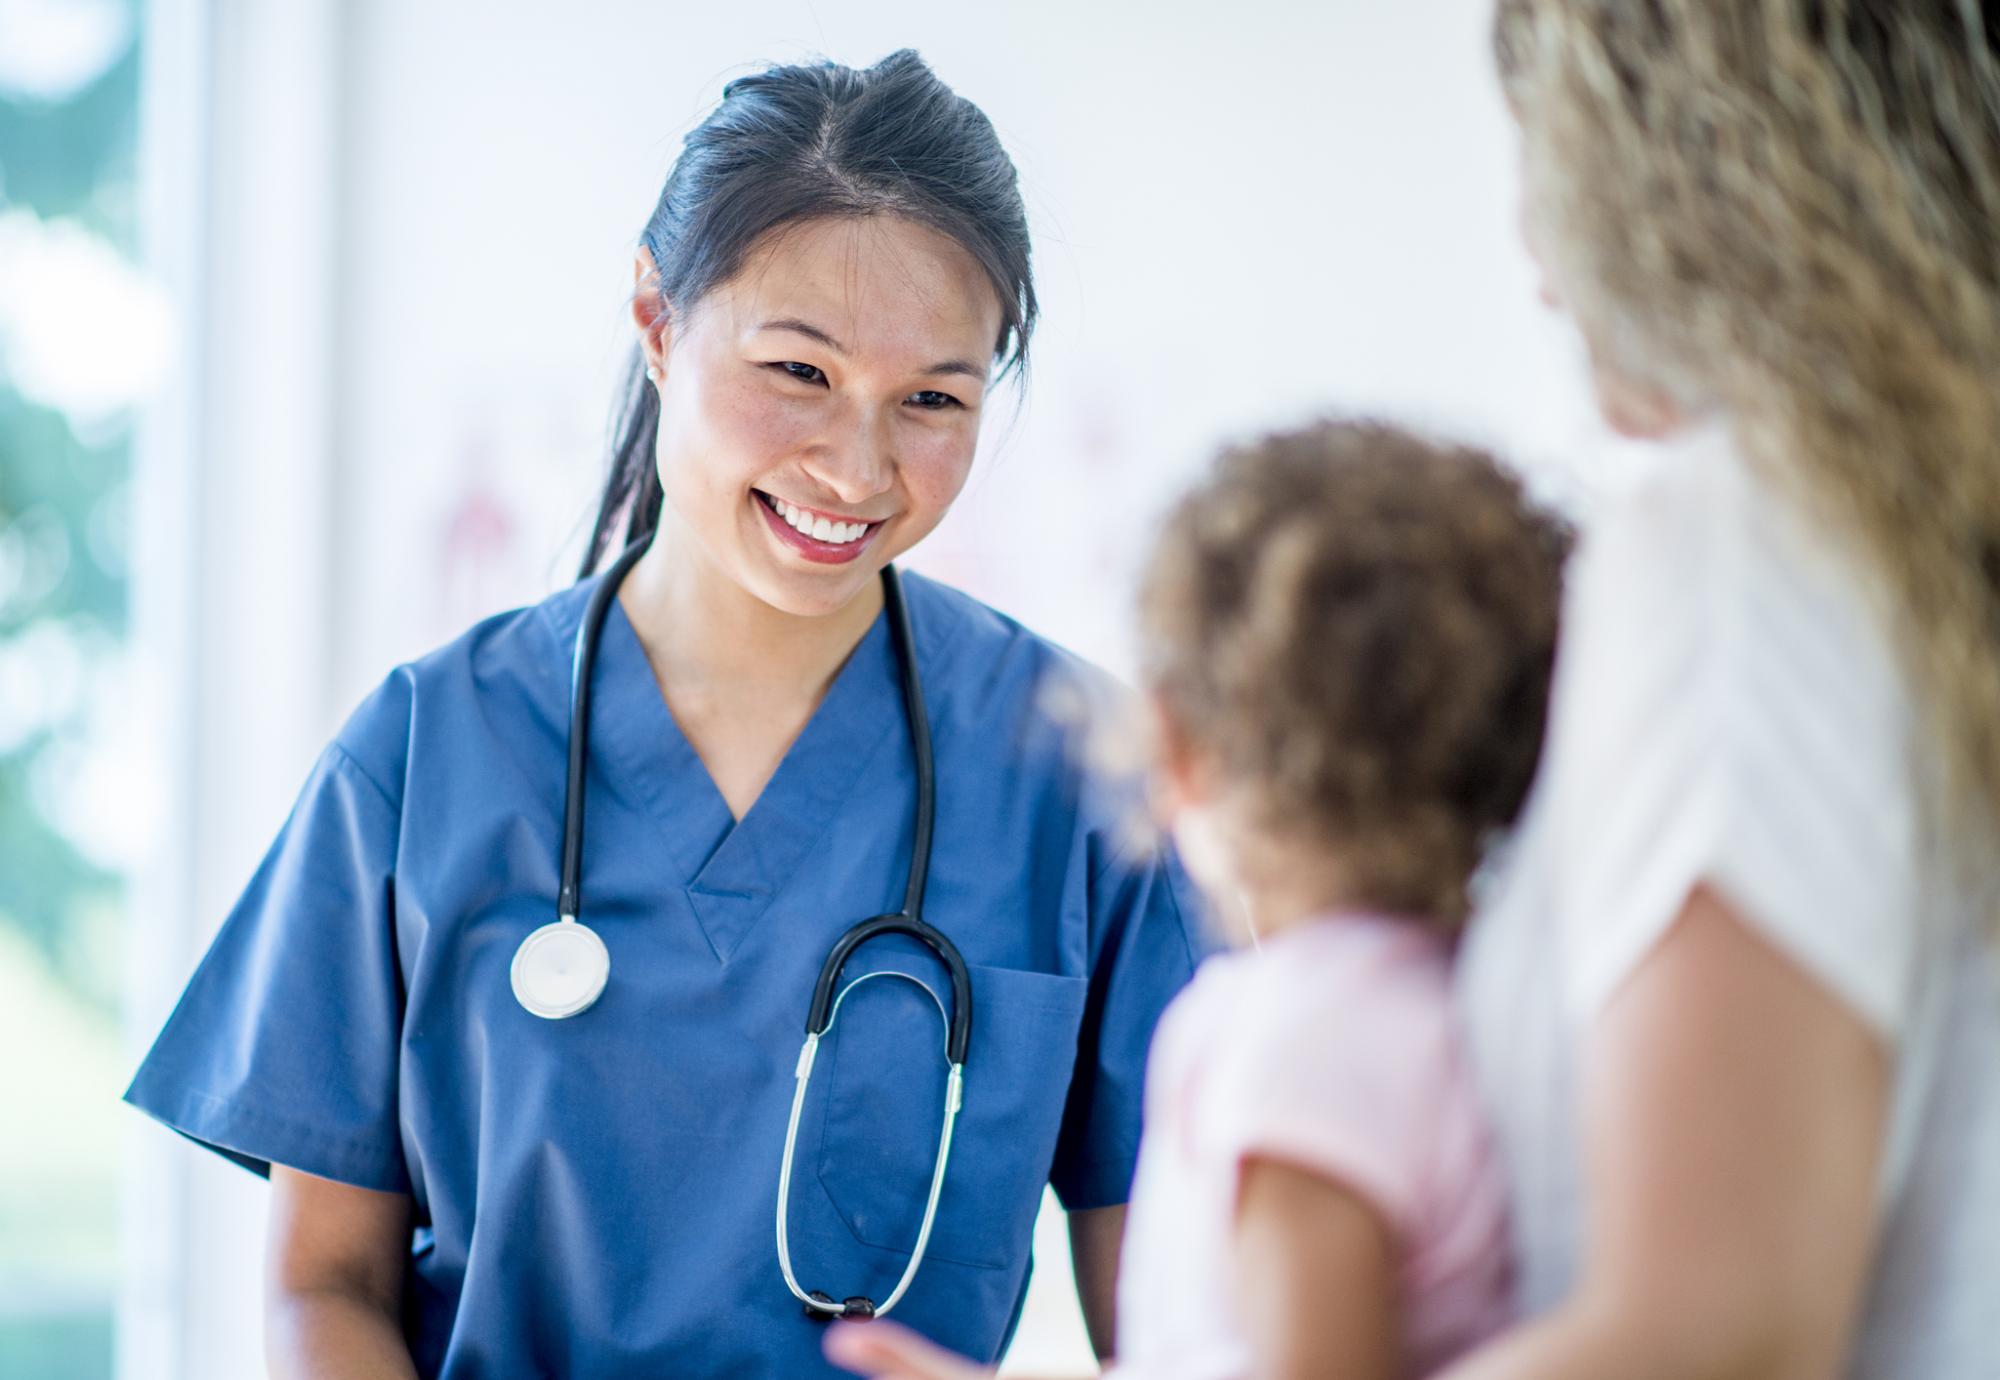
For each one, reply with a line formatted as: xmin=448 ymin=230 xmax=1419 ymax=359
xmin=753 ymin=490 xmax=885 ymax=565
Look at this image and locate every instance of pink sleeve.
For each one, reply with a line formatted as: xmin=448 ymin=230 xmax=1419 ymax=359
xmin=1205 ymin=961 xmax=1454 ymax=1237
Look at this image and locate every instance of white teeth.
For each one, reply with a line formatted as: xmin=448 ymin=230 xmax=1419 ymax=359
xmin=766 ymin=493 xmax=870 ymax=544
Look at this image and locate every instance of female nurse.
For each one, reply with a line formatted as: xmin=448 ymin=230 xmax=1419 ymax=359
xmin=124 ymin=49 xmax=1206 ymax=1379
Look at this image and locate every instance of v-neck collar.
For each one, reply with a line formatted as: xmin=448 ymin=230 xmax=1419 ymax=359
xmin=571 ymin=579 xmax=908 ymax=964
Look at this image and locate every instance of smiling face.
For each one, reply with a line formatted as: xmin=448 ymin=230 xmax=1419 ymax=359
xmin=633 ymin=215 xmax=1006 ymax=620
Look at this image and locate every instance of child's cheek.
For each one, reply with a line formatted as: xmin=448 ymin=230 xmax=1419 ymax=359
xmin=1169 ymin=806 xmax=1253 ymax=944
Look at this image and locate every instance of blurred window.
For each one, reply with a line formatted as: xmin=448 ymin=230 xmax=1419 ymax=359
xmin=0 ymin=2 xmax=147 ymax=1376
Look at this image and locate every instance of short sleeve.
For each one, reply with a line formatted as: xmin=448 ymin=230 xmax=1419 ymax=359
xmin=1545 ymin=437 xmax=1923 ymax=1036
xmin=123 ymin=736 xmax=411 ymax=1191
xmin=1048 ymin=835 xmax=1213 ymax=1210
xmin=1208 ymin=939 xmax=1459 ymax=1238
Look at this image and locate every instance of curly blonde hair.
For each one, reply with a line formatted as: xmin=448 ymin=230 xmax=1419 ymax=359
xmin=1496 ymin=0 xmax=2000 ymax=882
xmin=1138 ymin=421 xmax=1571 ymax=927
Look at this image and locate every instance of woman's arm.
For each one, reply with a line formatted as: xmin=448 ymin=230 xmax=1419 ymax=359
xmin=1233 ymin=1157 xmax=1397 ymax=1380
xmin=1440 ymin=885 xmax=1889 ymax=1380
xmin=265 ymin=1166 xmax=419 ymax=1380
xmin=1067 ymin=1203 xmax=1125 ymax=1361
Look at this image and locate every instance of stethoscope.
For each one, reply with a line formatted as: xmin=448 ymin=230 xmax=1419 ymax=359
xmin=508 ymin=537 xmax=972 ymax=1322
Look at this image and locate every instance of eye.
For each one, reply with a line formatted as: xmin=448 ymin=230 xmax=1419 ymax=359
xmin=770 ymin=361 xmax=827 ymax=385
xmin=906 ymin=390 xmax=964 ymax=411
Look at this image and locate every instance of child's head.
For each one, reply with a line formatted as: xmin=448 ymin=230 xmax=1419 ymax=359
xmin=1139 ymin=419 xmax=1570 ymax=935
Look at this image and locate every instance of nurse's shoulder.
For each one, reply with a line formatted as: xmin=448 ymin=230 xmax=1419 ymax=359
xmin=324 ymin=580 xmax=595 ymax=814
xmin=897 ymin=569 xmax=1117 ymax=695
xmin=897 ymin=569 xmax=1150 ymax=828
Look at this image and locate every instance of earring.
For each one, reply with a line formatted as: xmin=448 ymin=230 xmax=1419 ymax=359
xmin=646 ymin=365 xmax=662 ymax=384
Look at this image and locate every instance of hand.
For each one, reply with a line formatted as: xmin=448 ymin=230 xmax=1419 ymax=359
xmin=822 ymin=1320 xmax=1025 ymax=1380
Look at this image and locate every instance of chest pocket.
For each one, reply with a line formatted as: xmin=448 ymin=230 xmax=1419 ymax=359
xmin=811 ymin=956 xmax=1089 ymax=1271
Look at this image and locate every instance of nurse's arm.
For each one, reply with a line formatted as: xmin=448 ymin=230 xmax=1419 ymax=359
xmin=1437 ymin=886 xmax=1888 ymax=1380
xmin=266 ymin=1165 xmax=420 ymax=1380
xmin=1066 ymin=1203 xmax=1125 ymax=1359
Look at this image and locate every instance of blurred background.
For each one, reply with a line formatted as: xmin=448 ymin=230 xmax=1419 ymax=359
xmin=0 ymin=0 xmax=1612 ymax=1375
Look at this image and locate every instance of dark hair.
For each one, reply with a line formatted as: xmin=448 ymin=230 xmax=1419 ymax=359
xmin=1139 ymin=420 xmax=1572 ymax=927
xmin=578 ymin=49 xmax=1037 ymax=578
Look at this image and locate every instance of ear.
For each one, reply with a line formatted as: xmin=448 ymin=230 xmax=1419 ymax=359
xmin=631 ymin=246 xmax=672 ymax=380
xmin=1147 ymin=694 xmax=1212 ymax=820
xmin=1589 ymin=351 xmax=1686 ymax=441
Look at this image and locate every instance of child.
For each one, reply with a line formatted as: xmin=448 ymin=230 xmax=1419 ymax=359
xmin=829 ymin=419 xmax=1569 ymax=1380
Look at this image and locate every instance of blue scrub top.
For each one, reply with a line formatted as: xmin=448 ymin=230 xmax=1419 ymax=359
xmin=125 ymin=569 xmax=1210 ymax=1378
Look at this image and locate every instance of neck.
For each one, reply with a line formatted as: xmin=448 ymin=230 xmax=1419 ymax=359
xmin=1227 ymin=840 xmax=1362 ymax=945
xmin=1238 ymin=882 xmax=1352 ymax=942
xmin=616 ymin=512 xmax=886 ymax=704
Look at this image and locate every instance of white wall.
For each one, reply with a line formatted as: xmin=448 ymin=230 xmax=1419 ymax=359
xmin=131 ymin=3 xmax=1610 ymax=1375
xmin=326 ymin=0 xmax=1603 ymax=697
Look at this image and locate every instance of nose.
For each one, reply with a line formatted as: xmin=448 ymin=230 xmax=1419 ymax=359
xmin=800 ymin=402 xmax=895 ymax=506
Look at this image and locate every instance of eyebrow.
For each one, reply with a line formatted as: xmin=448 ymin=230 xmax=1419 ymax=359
xmin=756 ymin=317 xmax=988 ymax=382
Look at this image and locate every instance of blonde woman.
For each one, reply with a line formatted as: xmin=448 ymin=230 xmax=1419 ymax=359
xmin=1448 ymin=3 xmax=2000 ymax=1378
xmin=817 ymin=6 xmax=1999 ymax=1378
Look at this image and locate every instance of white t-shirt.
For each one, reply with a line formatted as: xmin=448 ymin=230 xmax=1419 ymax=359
xmin=1456 ymin=426 xmax=2000 ymax=1377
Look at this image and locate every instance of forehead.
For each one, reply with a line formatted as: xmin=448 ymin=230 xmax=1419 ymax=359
xmin=702 ymin=215 xmax=1006 ymax=364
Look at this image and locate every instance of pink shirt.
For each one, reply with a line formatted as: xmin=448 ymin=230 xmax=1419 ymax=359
xmin=1111 ymin=914 xmax=1512 ymax=1379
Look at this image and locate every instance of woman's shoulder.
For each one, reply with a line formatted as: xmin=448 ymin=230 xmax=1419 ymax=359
xmin=1582 ymin=424 xmax=1891 ymax=635
xmin=1542 ymin=425 xmax=1927 ymax=1030
xmin=329 ymin=580 xmax=589 ymax=810
xmin=1563 ymin=424 xmax=1914 ymax=774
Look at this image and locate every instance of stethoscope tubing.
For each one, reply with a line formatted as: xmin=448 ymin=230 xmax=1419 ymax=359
xmin=548 ymin=539 xmax=973 ymax=1321
xmin=557 ymin=537 xmax=651 ymax=926
xmin=777 ymin=970 xmax=965 ymax=1320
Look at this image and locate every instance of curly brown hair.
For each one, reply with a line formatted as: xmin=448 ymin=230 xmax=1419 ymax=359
xmin=1138 ymin=420 xmax=1571 ymax=927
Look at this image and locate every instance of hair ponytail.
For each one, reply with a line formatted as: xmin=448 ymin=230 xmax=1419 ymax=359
xmin=578 ymin=348 xmax=663 ymax=579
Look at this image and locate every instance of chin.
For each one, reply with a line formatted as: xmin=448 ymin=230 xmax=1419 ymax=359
xmin=743 ymin=560 xmax=883 ymax=620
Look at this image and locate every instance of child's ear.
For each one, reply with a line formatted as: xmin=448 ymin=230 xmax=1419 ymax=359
xmin=1145 ymin=697 xmax=1253 ymax=941
xmin=1146 ymin=694 xmax=1209 ymax=818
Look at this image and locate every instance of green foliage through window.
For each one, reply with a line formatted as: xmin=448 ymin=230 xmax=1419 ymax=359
xmin=0 ymin=5 xmax=144 ymax=1377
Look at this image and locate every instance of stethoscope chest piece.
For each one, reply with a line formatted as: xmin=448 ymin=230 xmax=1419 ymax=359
xmin=511 ymin=917 xmax=611 ymax=1019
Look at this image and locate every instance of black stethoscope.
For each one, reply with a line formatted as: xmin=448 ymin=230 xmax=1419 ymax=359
xmin=508 ymin=538 xmax=972 ymax=1322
